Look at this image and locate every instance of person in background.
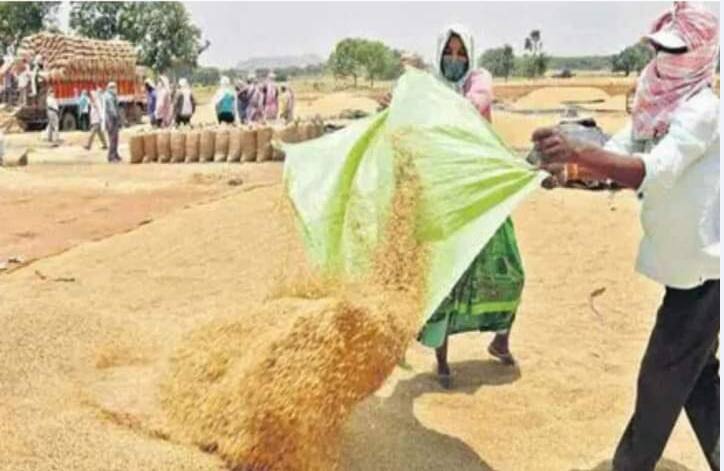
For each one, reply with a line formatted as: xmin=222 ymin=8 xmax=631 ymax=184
xmin=77 ymin=90 xmax=90 ymax=131
xmin=16 ymin=61 xmax=29 ymax=107
xmin=29 ymin=54 xmax=42 ymax=101
xmin=262 ymin=71 xmax=279 ymax=121
xmin=174 ymin=77 xmax=196 ymax=126
xmin=144 ymin=79 xmax=157 ymax=126
xmin=279 ymin=85 xmax=295 ymax=123
xmin=103 ymin=82 xmax=122 ymax=163
xmin=84 ymin=89 xmax=107 ymax=151
xmin=154 ymin=75 xmax=173 ymax=128
xmin=413 ymin=25 xmax=523 ymax=388
xmin=245 ymin=73 xmax=264 ymax=123
xmin=214 ymin=75 xmax=237 ymax=124
xmin=236 ymin=78 xmax=251 ymax=124
xmin=45 ymin=87 xmax=60 ymax=146
xmin=532 ymin=3 xmax=719 ymax=470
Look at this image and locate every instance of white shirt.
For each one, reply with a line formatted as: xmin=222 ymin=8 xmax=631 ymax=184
xmin=604 ymin=87 xmax=720 ymax=289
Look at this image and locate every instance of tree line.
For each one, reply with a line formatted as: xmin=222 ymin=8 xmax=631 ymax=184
xmin=0 ymin=5 xmax=679 ymax=85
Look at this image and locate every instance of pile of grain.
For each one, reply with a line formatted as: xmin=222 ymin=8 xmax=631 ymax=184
xmin=161 ymin=152 xmax=426 ymax=470
xmin=514 ymin=87 xmax=610 ymax=111
xmin=18 ymin=33 xmax=136 ymax=82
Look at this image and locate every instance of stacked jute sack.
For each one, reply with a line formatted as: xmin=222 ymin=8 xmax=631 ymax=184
xmin=128 ymin=118 xmax=326 ymax=165
xmin=17 ymin=33 xmax=136 ymax=81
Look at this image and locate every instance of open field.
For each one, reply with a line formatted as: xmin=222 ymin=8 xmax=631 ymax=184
xmin=0 ymin=75 xmax=711 ymax=471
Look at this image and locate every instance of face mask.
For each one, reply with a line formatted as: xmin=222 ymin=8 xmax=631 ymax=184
xmin=442 ymin=56 xmax=467 ymax=82
xmin=655 ymin=49 xmax=690 ymax=80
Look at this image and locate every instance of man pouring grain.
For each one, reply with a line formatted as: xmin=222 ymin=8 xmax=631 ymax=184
xmin=531 ymin=3 xmax=719 ymax=470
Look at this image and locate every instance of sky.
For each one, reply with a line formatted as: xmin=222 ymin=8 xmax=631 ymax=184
xmin=184 ymin=1 xmax=719 ymax=67
xmin=59 ymin=1 xmax=720 ymax=69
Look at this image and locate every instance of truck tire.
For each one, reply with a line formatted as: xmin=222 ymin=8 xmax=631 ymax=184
xmin=61 ymin=112 xmax=77 ymax=131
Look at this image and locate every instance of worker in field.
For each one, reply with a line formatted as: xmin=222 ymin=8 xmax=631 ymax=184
xmin=16 ymin=61 xmax=29 ymax=107
xmin=532 ymin=3 xmax=719 ymax=470
xmin=45 ymin=87 xmax=60 ymax=146
xmin=77 ymin=90 xmax=90 ymax=131
xmin=144 ymin=79 xmax=157 ymax=127
xmin=155 ymin=75 xmax=174 ymax=128
xmin=214 ymin=75 xmax=237 ymax=124
xmin=103 ymin=82 xmax=122 ymax=163
xmin=84 ymin=89 xmax=107 ymax=151
xmin=174 ymin=78 xmax=196 ymax=126
xmin=262 ymin=72 xmax=279 ymax=121
xmin=236 ymin=76 xmax=253 ymax=124
xmin=383 ymin=25 xmax=522 ymax=388
xmin=279 ymin=85 xmax=295 ymax=123
xmin=245 ymin=73 xmax=264 ymax=123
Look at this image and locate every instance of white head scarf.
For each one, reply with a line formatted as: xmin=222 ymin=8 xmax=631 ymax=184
xmin=435 ymin=24 xmax=476 ymax=93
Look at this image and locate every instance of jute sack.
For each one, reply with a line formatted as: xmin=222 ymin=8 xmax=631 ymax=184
xmin=170 ymin=129 xmax=186 ymax=163
xmin=185 ymin=129 xmax=201 ymax=163
xmin=227 ymin=127 xmax=243 ymax=162
xmin=271 ymin=127 xmax=285 ymax=161
xmin=200 ymin=127 xmax=216 ymax=162
xmin=142 ymin=132 xmax=158 ymax=163
xmin=240 ymin=126 xmax=257 ymax=163
xmin=129 ymin=133 xmax=144 ymax=164
xmin=214 ymin=126 xmax=230 ymax=162
xmin=157 ymin=130 xmax=172 ymax=163
xmin=256 ymin=125 xmax=274 ymax=162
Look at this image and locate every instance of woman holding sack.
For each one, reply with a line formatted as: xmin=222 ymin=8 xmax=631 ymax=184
xmin=411 ymin=25 xmax=525 ymax=388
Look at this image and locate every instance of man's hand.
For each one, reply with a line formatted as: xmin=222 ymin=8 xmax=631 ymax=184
xmin=531 ymin=126 xmax=646 ymax=190
xmin=377 ymin=92 xmax=392 ymax=110
xmin=531 ymin=127 xmax=590 ymax=166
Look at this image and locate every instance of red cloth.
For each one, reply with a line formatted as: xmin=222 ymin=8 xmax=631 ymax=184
xmin=633 ymin=2 xmax=719 ymax=139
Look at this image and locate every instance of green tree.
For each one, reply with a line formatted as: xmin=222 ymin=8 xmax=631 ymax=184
xmin=612 ymin=43 xmax=653 ymax=76
xmin=69 ymin=2 xmax=206 ymax=73
xmin=69 ymin=2 xmax=124 ymax=40
xmin=523 ymin=30 xmax=548 ymax=78
xmin=358 ymin=40 xmax=398 ymax=86
xmin=0 ymin=2 xmax=60 ymax=52
xmin=328 ymin=38 xmax=365 ymax=87
xmin=478 ymin=45 xmax=515 ymax=81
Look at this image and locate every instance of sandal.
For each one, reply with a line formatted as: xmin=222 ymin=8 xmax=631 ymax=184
xmin=488 ymin=344 xmax=516 ymax=366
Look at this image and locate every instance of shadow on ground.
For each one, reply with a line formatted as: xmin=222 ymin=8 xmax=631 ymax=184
xmin=571 ymin=458 xmax=698 ymax=471
xmin=341 ymin=359 xmax=521 ymax=471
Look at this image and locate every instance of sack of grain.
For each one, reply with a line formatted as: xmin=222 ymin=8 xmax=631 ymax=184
xmin=271 ymin=127 xmax=285 ymax=161
xmin=200 ymin=127 xmax=216 ymax=162
xmin=170 ymin=129 xmax=186 ymax=163
xmin=256 ymin=125 xmax=273 ymax=162
xmin=185 ymin=129 xmax=201 ymax=163
xmin=227 ymin=127 xmax=243 ymax=162
xmin=279 ymin=122 xmax=299 ymax=143
xmin=298 ymin=121 xmax=313 ymax=142
xmin=129 ymin=133 xmax=144 ymax=164
xmin=157 ymin=130 xmax=172 ymax=163
xmin=143 ymin=132 xmax=158 ymax=163
xmin=240 ymin=126 xmax=258 ymax=163
xmin=314 ymin=118 xmax=325 ymax=139
xmin=214 ymin=126 xmax=230 ymax=162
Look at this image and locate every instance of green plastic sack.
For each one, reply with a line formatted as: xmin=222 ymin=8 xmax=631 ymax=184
xmin=283 ymin=69 xmax=544 ymax=327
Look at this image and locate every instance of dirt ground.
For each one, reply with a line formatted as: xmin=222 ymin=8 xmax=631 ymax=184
xmin=0 ymin=81 xmax=711 ymax=471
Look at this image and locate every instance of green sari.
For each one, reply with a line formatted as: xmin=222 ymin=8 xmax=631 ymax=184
xmin=418 ymin=218 xmax=524 ymax=348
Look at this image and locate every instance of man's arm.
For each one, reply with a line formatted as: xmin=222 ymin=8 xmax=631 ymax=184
xmin=532 ymin=127 xmax=646 ymax=189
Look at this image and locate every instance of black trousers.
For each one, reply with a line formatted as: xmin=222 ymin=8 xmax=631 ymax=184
xmin=217 ymin=112 xmax=234 ymax=124
xmin=614 ymin=280 xmax=720 ymax=471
